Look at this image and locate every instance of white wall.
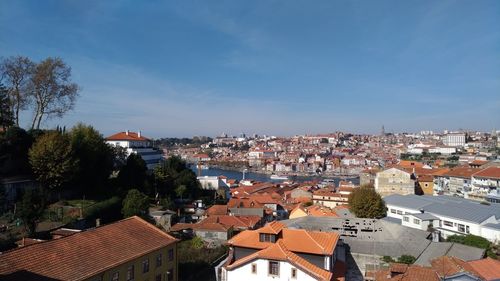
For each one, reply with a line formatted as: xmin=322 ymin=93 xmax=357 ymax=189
xmin=226 ymin=259 xmax=318 ymax=281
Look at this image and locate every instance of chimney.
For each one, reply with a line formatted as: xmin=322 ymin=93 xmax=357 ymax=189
xmin=125 ymin=130 xmax=129 ymax=136
xmin=138 ymin=130 xmax=141 ymax=138
xmin=96 ymin=218 xmax=101 ymax=227
xmin=419 ymin=208 xmax=424 ymax=213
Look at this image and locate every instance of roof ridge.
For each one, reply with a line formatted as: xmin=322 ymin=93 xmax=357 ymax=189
xmin=302 ymin=229 xmax=327 ymax=254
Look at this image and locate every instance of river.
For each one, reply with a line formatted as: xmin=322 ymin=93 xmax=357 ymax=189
xmin=191 ymin=166 xmax=359 ymax=186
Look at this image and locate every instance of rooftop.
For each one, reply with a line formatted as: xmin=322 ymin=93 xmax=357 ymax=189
xmin=0 ymin=216 xmax=178 ymax=281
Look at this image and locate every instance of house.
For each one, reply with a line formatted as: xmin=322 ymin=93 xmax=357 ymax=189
xmin=170 ymin=219 xmax=233 ymax=247
xmin=0 ymin=216 xmax=178 ymax=281
xmin=289 ymin=204 xmax=338 ymax=219
xmin=374 ymin=167 xmax=415 ymax=197
xmin=470 ymin=167 xmax=500 ymax=202
xmin=106 ymin=130 xmax=163 ymax=170
xmin=312 ymin=188 xmax=349 ymax=208
xmin=384 ymin=194 xmax=500 ymax=243
xmin=216 ymin=221 xmax=346 ymax=281
xmin=437 ymin=166 xmax=480 ymax=197
xmin=417 ymin=175 xmax=434 ymax=195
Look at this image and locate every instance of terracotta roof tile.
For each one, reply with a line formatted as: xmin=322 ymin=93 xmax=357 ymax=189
xmin=473 ymin=167 xmax=500 ymax=180
xmin=467 ymin=257 xmax=500 ymax=280
xmin=105 ymin=131 xmax=149 ymax=141
xmin=0 ymin=216 xmax=177 ymax=281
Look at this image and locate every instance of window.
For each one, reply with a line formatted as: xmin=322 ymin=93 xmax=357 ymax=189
xmin=142 ymin=258 xmax=150 ymax=273
xmin=269 ymin=261 xmax=279 ymax=276
xmin=259 ymin=233 xmax=276 ymax=242
xmin=413 ymin=219 xmax=420 ymax=225
xmin=466 ymin=225 xmax=470 ymax=234
xmin=112 ymin=272 xmax=119 ymax=281
xmin=403 ymin=216 xmax=409 ymax=222
xmin=126 ymin=265 xmax=134 ymax=281
xmin=155 ymin=274 xmax=162 ymax=281
xmin=251 ymin=263 xmax=257 ymax=274
xmin=397 ymin=210 xmax=403 ymax=215
xmin=167 ymin=268 xmax=174 ymax=281
xmin=156 ymin=253 xmax=162 ymax=267
xmin=458 ymin=224 xmax=466 ymax=233
xmin=443 ymin=220 xmax=453 ymax=227
xmin=168 ymin=249 xmax=174 ymax=261
xmin=291 ymin=268 xmax=297 ymax=279
xmin=390 ymin=209 xmax=396 ymax=214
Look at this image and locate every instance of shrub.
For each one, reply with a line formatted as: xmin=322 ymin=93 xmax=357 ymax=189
xmin=398 ymin=255 xmax=416 ymax=264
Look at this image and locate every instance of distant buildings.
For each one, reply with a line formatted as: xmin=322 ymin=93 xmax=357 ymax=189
xmin=0 ymin=216 xmax=179 ymax=281
xmin=443 ymin=133 xmax=466 ymax=147
xmin=106 ymin=130 xmax=163 ymax=169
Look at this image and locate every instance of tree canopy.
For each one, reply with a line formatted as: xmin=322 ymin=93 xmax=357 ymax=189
xmin=117 ymin=153 xmax=148 ymax=193
xmin=29 ymin=131 xmax=78 ymax=194
xmin=16 ymin=188 xmax=46 ymax=236
xmin=348 ymin=185 xmax=387 ymax=218
xmin=122 ymin=189 xmax=149 ymax=218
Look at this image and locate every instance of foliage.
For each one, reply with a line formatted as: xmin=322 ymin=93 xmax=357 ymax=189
xmin=0 ymin=127 xmax=33 ymax=176
xmin=175 ymin=185 xmax=187 ymax=199
xmin=191 ymin=235 xmax=204 ymax=249
xmin=29 ymin=131 xmax=78 ymax=194
xmin=0 ymin=83 xmax=14 ymax=130
xmin=382 ymin=256 xmax=395 ymax=263
xmin=0 ymin=56 xmax=35 ymax=127
xmin=69 ymin=123 xmax=114 ymax=197
xmin=84 ymin=196 xmax=122 ymax=224
xmin=153 ymin=156 xmax=201 ymax=200
xmin=446 ymin=234 xmax=490 ymax=249
xmin=156 ymin=136 xmax=212 ymax=148
xmin=122 ymin=189 xmax=150 ymax=218
xmin=29 ymin=57 xmax=80 ymax=129
xmin=397 ymin=255 xmax=416 ymax=264
xmin=16 ymin=188 xmax=46 ymax=236
xmin=160 ymin=197 xmax=175 ymax=210
xmin=178 ymin=239 xmax=228 ymax=281
xmin=348 ymin=185 xmax=387 ymax=218
xmin=118 ymin=154 xmax=147 ymax=193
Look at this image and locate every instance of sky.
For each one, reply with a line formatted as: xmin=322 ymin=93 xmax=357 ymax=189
xmin=0 ymin=0 xmax=499 ymax=138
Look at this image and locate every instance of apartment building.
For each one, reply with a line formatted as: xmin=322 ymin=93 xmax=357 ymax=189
xmin=384 ymin=194 xmax=500 ymax=243
xmin=106 ymin=130 xmax=163 ymax=169
xmin=0 ymin=216 xmax=179 ymax=281
xmin=374 ymin=167 xmax=415 ymax=197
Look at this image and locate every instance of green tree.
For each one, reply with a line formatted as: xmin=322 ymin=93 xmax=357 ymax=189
xmin=0 ymin=127 xmax=33 ymax=176
xmin=446 ymin=234 xmax=490 ymax=249
xmin=397 ymin=255 xmax=416 ymax=264
xmin=69 ymin=123 xmax=114 ymax=197
xmin=0 ymin=83 xmax=14 ymax=130
xmin=348 ymin=185 xmax=387 ymax=218
xmin=29 ymin=131 xmax=78 ymax=196
xmin=118 ymin=153 xmax=147 ymax=193
xmin=122 ymin=189 xmax=149 ymax=218
xmin=16 ymin=189 xmax=46 ymax=236
xmin=175 ymin=185 xmax=187 ymax=200
xmin=153 ymin=156 xmax=201 ymax=199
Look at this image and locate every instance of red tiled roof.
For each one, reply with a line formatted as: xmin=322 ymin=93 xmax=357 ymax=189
xmin=473 ymin=167 xmax=500 ymax=180
xmin=105 ymin=131 xmax=149 ymax=141
xmin=205 ymin=205 xmax=229 ymax=216
xmin=0 ymin=216 xmax=177 ymax=281
xmin=467 ymin=258 xmax=500 ymax=281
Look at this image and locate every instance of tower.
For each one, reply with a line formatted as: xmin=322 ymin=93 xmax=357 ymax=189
xmin=381 ymin=125 xmax=385 ymax=136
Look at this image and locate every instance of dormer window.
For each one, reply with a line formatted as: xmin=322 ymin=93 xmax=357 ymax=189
xmin=259 ymin=233 xmax=276 ymax=243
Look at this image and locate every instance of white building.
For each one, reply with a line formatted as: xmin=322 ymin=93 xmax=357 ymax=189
xmin=216 ymin=221 xmax=345 ymax=281
xmin=106 ymin=130 xmax=163 ymax=170
xmin=443 ymin=133 xmax=466 ymax=147
xmin=197 ymin=175 xmax=230 ymax=190
xmin=385 ymin=194 xmax=500 ymax=243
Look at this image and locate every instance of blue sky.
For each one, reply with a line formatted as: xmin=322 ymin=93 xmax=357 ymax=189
xmin=1 ymin=0 xmax=499 ymax=137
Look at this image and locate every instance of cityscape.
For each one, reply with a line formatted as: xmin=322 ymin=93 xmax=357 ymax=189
xmin=1 ymin=1 xmax=500 ymax=281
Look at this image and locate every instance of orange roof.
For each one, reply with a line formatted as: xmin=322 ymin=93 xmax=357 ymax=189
xmin=430 ymin=256 xmax=479 ymax=277
xmin=205 ymin=205 xmax=228 ymax=216
xmin=303 ymin=205 xmax=339 ymax=217
xmin=0 ymin=216 xmax=177 ymax=281
xmin=226 ymin=240 xmax=333 ymax=281
xmin=444 ymin=166 xmax=481 ymax=178
xmin=418 ymin=175 xmax=434 ymax=182
xmin=399 ymin=160 xmax=425 ymax=168
xmin=473 ymin=167 xmax=500 ymax=180
xmin=373 ymin=263 xmax=439 ymax=281
xmin=105 ymin=131 xmax=149 ymax=141
xmin=227 ymin=222 xmax=339 ymax=256
xmin=467 ymin=258 xmax=500 ymax=281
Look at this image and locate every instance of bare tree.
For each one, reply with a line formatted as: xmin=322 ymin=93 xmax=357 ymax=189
xmin=0 ymin=56 xmax=35 ymax=126
xmin=30 ymin=57 xmax=79 ymax=130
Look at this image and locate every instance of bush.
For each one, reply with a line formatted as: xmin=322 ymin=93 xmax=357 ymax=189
xmin=84 ymin=196 xmax=122 ymax=224
xmin=398 ymin=255 xmax=416 ymax=264
xmin=382 ymin=256 xmax=395 ymax=263
xmin=446 ymin=234 xmax=490 ymax=249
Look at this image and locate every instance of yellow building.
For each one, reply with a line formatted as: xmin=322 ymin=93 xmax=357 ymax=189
xmin=0 ymin=216 xmax=179 ymax=281
xmin=417 ymin=175 xmax=434 ymax=195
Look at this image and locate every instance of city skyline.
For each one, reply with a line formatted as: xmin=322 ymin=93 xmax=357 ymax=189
xmin=1 ymin=0 xmax=499 ymax=137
